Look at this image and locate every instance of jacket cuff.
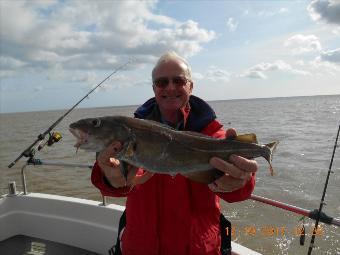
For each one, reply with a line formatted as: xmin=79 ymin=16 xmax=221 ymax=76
xmin=217 ymin=174 xmax=255 ymax=203
xmin=91 ymin=161 xmax=131 ymax=197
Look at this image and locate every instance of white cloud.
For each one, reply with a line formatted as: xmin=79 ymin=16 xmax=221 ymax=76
xmin=71 ymin=72 xmax=98 ymax=83
xmin=226 ymin=17 xmax=238 ymax=32
xmin=192 ymin=72 xmax=204 ymax=80
xmin=0 ymin=56 xmax=27 ymax=69
xmin=310 ymin=57 xmax=339 ymax=76
xmin=0 ymin=70 xmax=15 ymax=79
xmin=257 ymin=8 xmax=289 ymax=17
xmin=0 ymin=1 xmax=215 ymax=80
xmin=191 ymin=68 xmax=231 ymax=83
xmin=296 ymin=60 xmax=305 ymax=66
xmin=332 ymin=27 xmax=340 ymax=35
xmin=307 ymin=0 xmax=340 ymax=24
xmin=205 ymin=66 xmax=231 ymax=82
xmin=0 ymin=56 xmax=27 ymax=78
xmin=241 ymin=60 xmax=310 ymax=79
xmin=321 ymin=48 xmax=340 ymax=63
xmin=284 ymin=34 xmax=322 ymax=54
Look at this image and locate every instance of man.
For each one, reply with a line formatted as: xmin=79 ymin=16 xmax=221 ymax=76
xmin=92 ymin=52 xmax=258 ymax=255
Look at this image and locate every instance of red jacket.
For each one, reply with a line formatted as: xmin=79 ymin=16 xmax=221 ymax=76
xmin=91 ymin=96 xmax=255 ymax=255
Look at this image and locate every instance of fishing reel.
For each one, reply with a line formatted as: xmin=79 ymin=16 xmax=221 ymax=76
xmin=38 ymin=132 xmax=62 ymax=151
xmin=22 ymin=132 xmax=62 ymax=159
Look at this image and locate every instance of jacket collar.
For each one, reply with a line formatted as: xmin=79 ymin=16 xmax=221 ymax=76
xmin=134 ymin=95 xmax=216 ymax=132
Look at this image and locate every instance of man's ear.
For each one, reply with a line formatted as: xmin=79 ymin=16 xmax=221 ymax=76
xmin=190 ymin=81 xmax=194 ymax=91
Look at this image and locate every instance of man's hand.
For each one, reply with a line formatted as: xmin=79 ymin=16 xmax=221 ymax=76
xmin=97 ymin=141 xmax=153 ymax=188
xmin=208 ymin=128 xmax=258 ymax=193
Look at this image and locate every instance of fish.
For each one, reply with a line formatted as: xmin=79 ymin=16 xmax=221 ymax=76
xmin=69 ymin=115 xmax=279 ymax=184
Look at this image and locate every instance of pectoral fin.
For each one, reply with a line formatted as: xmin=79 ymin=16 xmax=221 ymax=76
xmin=182 ymin=169 xmax=224 ymax=184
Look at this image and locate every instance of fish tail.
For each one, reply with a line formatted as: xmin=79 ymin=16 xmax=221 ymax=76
xmin=263 ymin=141 xmax=279 ymax=176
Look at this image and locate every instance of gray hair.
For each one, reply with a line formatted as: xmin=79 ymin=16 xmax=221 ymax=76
xmin=152 ymin=51 xmax=192 ymax=80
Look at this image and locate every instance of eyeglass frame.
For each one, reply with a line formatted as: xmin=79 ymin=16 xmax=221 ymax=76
xmin=152 ymin=76 xmax=191 ymax=89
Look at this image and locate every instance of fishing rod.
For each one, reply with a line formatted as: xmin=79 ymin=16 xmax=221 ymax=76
xmin=250 ymin=194 xmax=340 ymax=227
xmin=8 ymin=59 xmax=133 ymax=169
xmin=307 ymin=122 xmax=340 ymax=255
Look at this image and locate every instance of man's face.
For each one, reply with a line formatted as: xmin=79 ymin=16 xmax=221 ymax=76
xmin=152 ymin=60 xmax=193 ymax=113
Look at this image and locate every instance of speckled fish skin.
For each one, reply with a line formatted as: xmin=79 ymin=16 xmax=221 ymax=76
xmin=69 ymin=116 xmax=278 ymax=184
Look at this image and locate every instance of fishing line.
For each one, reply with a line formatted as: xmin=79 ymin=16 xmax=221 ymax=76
xmin=8 ymin=59 xmax=133 ymax=168
xmin=307 ymin=122 xmax=340 ymax=255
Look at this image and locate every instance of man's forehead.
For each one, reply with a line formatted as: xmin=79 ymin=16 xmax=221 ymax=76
xmin=154 ymin=60 xmax=188 ymax=74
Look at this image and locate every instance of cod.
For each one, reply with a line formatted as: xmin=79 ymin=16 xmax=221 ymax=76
xmin=69 ymin=116 xmax=278 ymax=184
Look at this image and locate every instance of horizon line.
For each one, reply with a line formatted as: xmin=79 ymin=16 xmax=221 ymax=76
xmin=1 ymin=93 xmax=339 ymax=115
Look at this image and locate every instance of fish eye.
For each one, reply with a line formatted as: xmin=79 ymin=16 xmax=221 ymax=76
xmin=92 ymin=118 xmax=101 ymax=128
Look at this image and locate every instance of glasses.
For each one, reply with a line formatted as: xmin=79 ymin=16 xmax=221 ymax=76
xmin=153 ymin=76 xmax=190 ymax=89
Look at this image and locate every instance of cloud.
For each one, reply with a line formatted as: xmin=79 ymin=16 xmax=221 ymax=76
xmin=0 ymin=1 xmax=215 ymax=79
xmin=226 ymin=17 xmax=238 ymax=32
xmin=191 ymin=68 xmax=231 ymax=83
xmin=320 ymin=48 xmax=340 ymax=63
xmin=192 ymin=72 xmax=204 ymax=80
xmin=257 ymin=8 xmax=289 ymax=17
xmin=205 ymin=66 xmax=231 ymax=82
xmin=332 ymin=27 xmax=340 ymax=35
xmin=241 ymin=60 xmax=310 ymax=79
xmin=0 ymin=56 xmax=27 ymax=69
xmin=310 ymin=56 xmax=339 ymax=76
xmin=307 ymin=0 xmax=340 ymax=24
xmin=71 ymin=71 xmax=98 ymax=83
xmin=284 ymin=34 xmax=322 ymax=54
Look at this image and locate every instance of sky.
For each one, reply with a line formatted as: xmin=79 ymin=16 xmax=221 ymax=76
xmin=0 ymin=0 xmax=340 ymax=113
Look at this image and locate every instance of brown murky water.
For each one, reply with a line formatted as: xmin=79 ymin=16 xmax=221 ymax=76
xmin=1 ymin=95 xmax=339 ymax=254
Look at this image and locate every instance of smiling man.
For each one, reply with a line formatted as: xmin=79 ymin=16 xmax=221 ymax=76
xmin=92 ymin=52 xmax=258 ymax=255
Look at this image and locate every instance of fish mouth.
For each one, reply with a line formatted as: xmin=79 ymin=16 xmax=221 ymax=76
xmin=69 ymin=128 xmax=89 ymax=150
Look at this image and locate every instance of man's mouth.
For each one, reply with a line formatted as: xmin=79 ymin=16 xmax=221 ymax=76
xmin=161 ymin=95 xmax=181 ymax=99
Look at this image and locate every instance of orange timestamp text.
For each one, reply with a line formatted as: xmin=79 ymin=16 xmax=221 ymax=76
xmin=225 ymin=225 xmax=324 ymax=238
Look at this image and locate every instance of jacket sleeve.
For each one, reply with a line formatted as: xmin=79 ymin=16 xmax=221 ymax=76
xmin=216 ymin=174 xmax=255 ymax=202
xmin=91 ymin=161 xmax=131 ymax=197
xmin=201 ymin=119 xmax=256 ymax=203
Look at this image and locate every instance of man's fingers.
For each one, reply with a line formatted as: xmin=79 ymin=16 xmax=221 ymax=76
xmin=97 ymin=141 xmax=122 ymax=162
xmin=109 ymin=158 xmax=120 ymax=167
xmin=131 ymin=172 xmax=154 ymax=186
xmin=229 ymin=155 xmax=258 ymax=173
xmin=210 ymin=157 xmax=251 ymax=179
xmin=210 ymin=175 xmax=247 ymax=192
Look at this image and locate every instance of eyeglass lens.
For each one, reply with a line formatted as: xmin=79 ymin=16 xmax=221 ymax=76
xmin=154 ymin=76 xmax=188 ymax=88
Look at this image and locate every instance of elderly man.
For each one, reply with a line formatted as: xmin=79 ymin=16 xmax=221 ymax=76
xmin=92 ymin=52 xmax=258 ymax=255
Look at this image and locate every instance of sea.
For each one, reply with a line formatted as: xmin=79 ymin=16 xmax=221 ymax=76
xmin=1 ymin=95 xmax=339 ymax=255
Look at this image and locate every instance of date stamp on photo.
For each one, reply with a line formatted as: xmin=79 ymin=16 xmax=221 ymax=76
xmin=225 ymin=225 xmax=324 ymax=238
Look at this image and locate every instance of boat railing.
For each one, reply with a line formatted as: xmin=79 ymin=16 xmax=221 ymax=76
xmin=19 ymin=158 xmax=107 ymax=206
xmin=6 ymin=157 xmax=339 ymax=227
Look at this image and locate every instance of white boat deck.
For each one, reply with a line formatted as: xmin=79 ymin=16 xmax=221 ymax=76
xmin=0 ymin=193 xmax=261 ymax=255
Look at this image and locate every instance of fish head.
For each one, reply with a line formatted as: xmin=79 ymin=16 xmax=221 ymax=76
xmin=69 ymin=116 xmax=128 ymax=152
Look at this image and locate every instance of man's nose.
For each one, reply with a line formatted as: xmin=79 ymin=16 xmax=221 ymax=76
xmin=165 ymin=79 xmax=177 ymax=89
